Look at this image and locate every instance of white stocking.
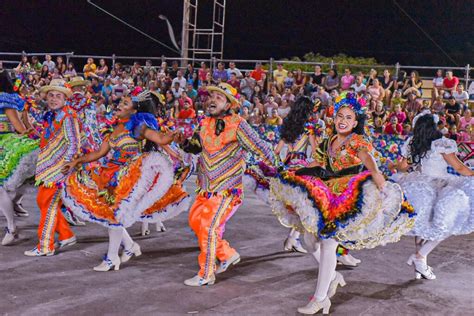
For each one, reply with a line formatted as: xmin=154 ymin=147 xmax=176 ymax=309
xmin=313 ymin=238 xmax=339 ymax=301
xmin=121 ymin=227 xmax=134 ymax=250
xmin=418 ymin=240 xmax=441 ymax=258
xmin=107 ymin=227 xmax=123 ymax=261
xmin=303 ymin=231 xmax=321 ymax=264
xmin=0 ymin=189 xmax=15 ymax=231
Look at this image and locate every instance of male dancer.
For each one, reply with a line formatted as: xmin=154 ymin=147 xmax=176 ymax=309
xmin=178 ymin=83 xmax=278 ymax=286
xmin=24 ymin=79 xmax=81 ymax=256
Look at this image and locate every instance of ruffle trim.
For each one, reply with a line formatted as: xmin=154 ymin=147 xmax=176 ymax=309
xmin=0 ymin=93 xmax=25 ymax=111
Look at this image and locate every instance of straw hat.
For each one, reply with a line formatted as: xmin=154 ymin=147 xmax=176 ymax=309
xmin=206 ymin=82 xmax=239 ymax=106
xmin=69 ymin=76 xmax=91 ymax=87
xmin=39 ymin=79 xmax=72 ymax=97
xmin=150 ymin=91 xmax=165 ymax=104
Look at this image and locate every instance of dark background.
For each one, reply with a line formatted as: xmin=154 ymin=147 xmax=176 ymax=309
xmin=1 ymin=0 xmax=473 ymax=66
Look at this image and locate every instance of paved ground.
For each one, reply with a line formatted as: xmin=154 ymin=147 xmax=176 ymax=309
xmin=0 ymin=177 xmax=473 ymax=315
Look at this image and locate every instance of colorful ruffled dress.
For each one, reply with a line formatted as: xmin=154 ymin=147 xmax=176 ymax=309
xmin=392 ymin=137 xmax=473 ymax=241
xmin=0 ymin=92 xmax=39 ymax=192
xmin=269 ymin=133 xmax=416 ymax=250
xmin=61 ymin=113 xmax=190 ymax=228
xmin=244 ymin=130 xmax=312 ymax=203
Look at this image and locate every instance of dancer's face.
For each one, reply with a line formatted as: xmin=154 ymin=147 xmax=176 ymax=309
xmin=334 ymin=107 xmax=357 ymax=135
xmin=208 ymin=91 xmax=229 ymax=117
xmin=116 ymin=96 xmax=136 ymax=118
xmin=46 ymin=91 xmax=66 ymax=111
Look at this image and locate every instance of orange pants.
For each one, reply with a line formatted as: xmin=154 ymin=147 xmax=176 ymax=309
xmin=189 ymin=194 xmax=242 ymax=278
xmin=37 ymin=186 xmax=74 ymax=253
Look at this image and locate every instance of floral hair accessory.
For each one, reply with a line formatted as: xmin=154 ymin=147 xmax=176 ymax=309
xmin=334 ymin=91 xmax=365 ymax=116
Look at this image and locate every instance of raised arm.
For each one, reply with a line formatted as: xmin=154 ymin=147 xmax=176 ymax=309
xmin=236 ymin=119 xmax=278 ymax=166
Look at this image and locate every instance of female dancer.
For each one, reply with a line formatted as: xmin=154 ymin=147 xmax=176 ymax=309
xmin=0 ymin=70 xmax=39 ymax=245
xmin=270 ymin=92 xmax=415 ymax=314
xmin=390 ymin=112 xmax=473 ymax=280
xmin=61 ymin=94 xmax=189 ymax=271
xmin=246 ymin=97 xmax=362 ymax=265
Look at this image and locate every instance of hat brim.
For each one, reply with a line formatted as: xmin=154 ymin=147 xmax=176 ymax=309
xmin=150 ymin=91 xmax=165 ymax=104
xmin=40 ymin=86 xmax=72 ymax=98
xmin=206 ymin=86 xmax=238 ymax=106
xmin=69 ymin=80 xmax=91 ymax=87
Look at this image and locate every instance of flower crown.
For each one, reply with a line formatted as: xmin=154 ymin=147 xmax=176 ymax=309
xmin=333 ymin=92 xmax=366 ymax=116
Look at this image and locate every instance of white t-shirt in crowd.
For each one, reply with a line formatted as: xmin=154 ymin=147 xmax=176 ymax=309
xmin=453 ymin=91 xmax=469 ymax=103
xmin=227 ymin=67 xmax=243 ymax=78
xmin=172 ymin=76 xmax=187 ymax=89
xmin=351 ymin=83 xmax=367 ymax=93
xmin=432 ymin=77 xmax=444 ymax=87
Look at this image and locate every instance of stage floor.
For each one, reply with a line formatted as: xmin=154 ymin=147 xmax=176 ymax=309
xmin=1 ymin=177 xmax=473 ymax=315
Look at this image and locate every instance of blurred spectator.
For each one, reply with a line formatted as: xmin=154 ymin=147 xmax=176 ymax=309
xmin=351 ymin=75 xmax=367 ymax=94
xmin=171 ymin=81 xmax=184 ymax=98
xmin=213 ymin=62 xmax=228 ymax=82
xmin=459 ymin=109 xmax=474 ymax=131
xmin=432 ymin=69 xmax=444 ymax=101
xmin=240 ymin=71 xmax=256 ymax=99
xmin=186 ymin=83 xmax=197 ymax=102
xmin=83 ymin=57 xmax=97 ymax=79
xmin=311 ymin=85 xmax=331 ymax=106
xmin=96 ymin=58 xmax=109 ymax=79
xmin=384 ymin=116 xmax=403 ymax=135
xmin=447 ymin=124 xmax=460 ymax=142
xmin=273 ymin=63 xmax=288 ymax=92
xmin=452 ymin=84 xmax=469 ymax=106
xmin=112 ymin=78 xmax=128 ymax=104
xmin=227 ymin=62 xmax=242 ymax=78
xmin=366 ymin=68 xmax=378 ymax=87
xmin=89 ymin=77 xmax=103 ymax=97
xmin=445 ymin=96 xmax=461 ymax=125
xmin=169 ymin=61 xmax=179 ymax=78
xmin=367 ymin=78 xmax=385 ymax=102
xmin=198 ymin=62 xmax=210 ymax=82
xmin=294 ymin=69 xmax=305 ymax=91
xmin=311 ymin=64 xmax=325 ymax=86
xmin=431 ymin=95 xmax=445 ymax=113
xmin=101 ymin=78 xmax=113 ymax=104
xmin=31 ymin=56 xmax=42 ymax=72
xmin=340 ymin=68 xmax=355 ymax=91
xmin=281 ymin=87 xmax=295 ymax=106
xmin=404 ymin=92 xmax=422 ymax=122
xmin=284 ymin=71 xmax=295 ymax=91
xmin=402 ymin=71 xmax=422 ymax=97
xmin=437 ymin=120 xmax=449 ymax=135
xmin=43 ymin=54 xmax=56 ymax=72
xmin=323 ymin=69 xmax=339 ymax=92
xmin=372 ymin=101 xmax=388 ymax=126
xmin=264 ymin=95 xmax=279 ymax=118
xmin=468 ymin=80 xmax=474 ymax=100
xmin=250 ymin=62 xmax=266 ymax=85
xmin=442 ymin=70 xmax=459 ymax=98
xmin=15 ymin=55 xmax=31 ymax=74
xmin=390 ymin=103 xmax=407 ymax=124
xmin=248 ymin=107 xmax=264 ymax=126
xmin=381 ymin=69 xmax=395 ymax=103
xmin=227 ymin=73 xmax=240 ymax=89
xmin=277 ymin=99 xmax=291 ymax=119
xmin=266 ymin=108 xmax=283 ymax=125
xmin=56 ymin=56 xmax=66 ymax=74
xmin=172 ymin=70 xmax=187 ymax=89
xmin=266 ymin=86 xmax=282 ymax=105
xmin=177 ymin=98 xmax=196 ymax=119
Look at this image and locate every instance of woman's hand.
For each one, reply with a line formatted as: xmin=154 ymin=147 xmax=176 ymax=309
xmin=62 ymin=160 xmax=78 ymax=174
xmin=372 ymin=172 xmax=386 ymax=190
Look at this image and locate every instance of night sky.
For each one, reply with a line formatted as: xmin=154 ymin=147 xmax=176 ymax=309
xmin=2 ymin=0 xmax=473 ymax=67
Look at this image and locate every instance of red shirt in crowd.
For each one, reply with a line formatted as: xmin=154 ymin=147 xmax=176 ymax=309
xmin=443 ymin=76 xmax=459 ymax=89
xmin=177 ymin=108 xmax=196 ymax=119
xmin=250 ymin=69 xmax=265 ymax=81
xmin=384 ymin=123 xmax=403 ymax=135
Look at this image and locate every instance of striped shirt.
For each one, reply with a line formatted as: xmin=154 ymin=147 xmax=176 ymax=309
xmin=197 ymin=114 xmax=277 ymax=193
xmin=35 ymin=106 xmax=81 ymax=187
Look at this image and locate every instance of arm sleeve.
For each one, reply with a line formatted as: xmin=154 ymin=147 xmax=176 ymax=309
xmin=236 ymin=119 xmax=278 ymax=166
xmin=432 ymin=137 xmax=458 ymax=154
xmin=401 ymin=137 xmax=412 ymax=158
xmin=62 ymin=116 xmax=81 ymax=162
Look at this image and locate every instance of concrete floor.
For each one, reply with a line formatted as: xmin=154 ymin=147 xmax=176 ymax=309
xmin=0 ymin=178 xmax=473 ymax=316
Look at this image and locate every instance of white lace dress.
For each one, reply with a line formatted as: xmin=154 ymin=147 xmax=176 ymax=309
xmin=393 ymin=137 xmax=473 ymax=241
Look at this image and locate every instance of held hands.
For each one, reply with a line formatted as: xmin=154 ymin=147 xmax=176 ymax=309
xmin=174 ymin=131 xmax=187 ymax=144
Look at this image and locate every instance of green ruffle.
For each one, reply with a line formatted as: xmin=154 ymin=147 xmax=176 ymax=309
xmin=0 ymin=133 xmax=39 ymax=186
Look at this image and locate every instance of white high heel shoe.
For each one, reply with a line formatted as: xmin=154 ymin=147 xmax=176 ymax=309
xmin=328 ymin=272 xmax=346 ymax=298
xmin=407 ymin=254 xmax=436 ymax=280
xmin=93 ymin=256 xmax=121 ymax=272
xmin=297 ymin=296 xmax=331 ymax=315
xmin=284 ymin=236 xmax=308 ymax=254
xmin=120 ymin=242 xmax=142 ymax=263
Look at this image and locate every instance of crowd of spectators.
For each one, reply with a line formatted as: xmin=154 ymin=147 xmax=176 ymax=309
xmin=8 ymin=54 xmax=474 ymax=142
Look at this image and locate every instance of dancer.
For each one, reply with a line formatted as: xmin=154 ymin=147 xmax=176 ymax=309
xmin=177 ymin=83 xmax=279 ymax=286
xmin=0 ymin=70 xmax=39 ymax=245
xmin=24 ymin=79 xmax=81 ymax=256
xmin=61 ymin=94 xmax=189 ymax=271
xmin=269 ymin=92 xmax=415 ymax=314
xmin=390 ymin=111 xmax=473 ymax=280
xmin=245 ymin=97 xmax=361 ymax=265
